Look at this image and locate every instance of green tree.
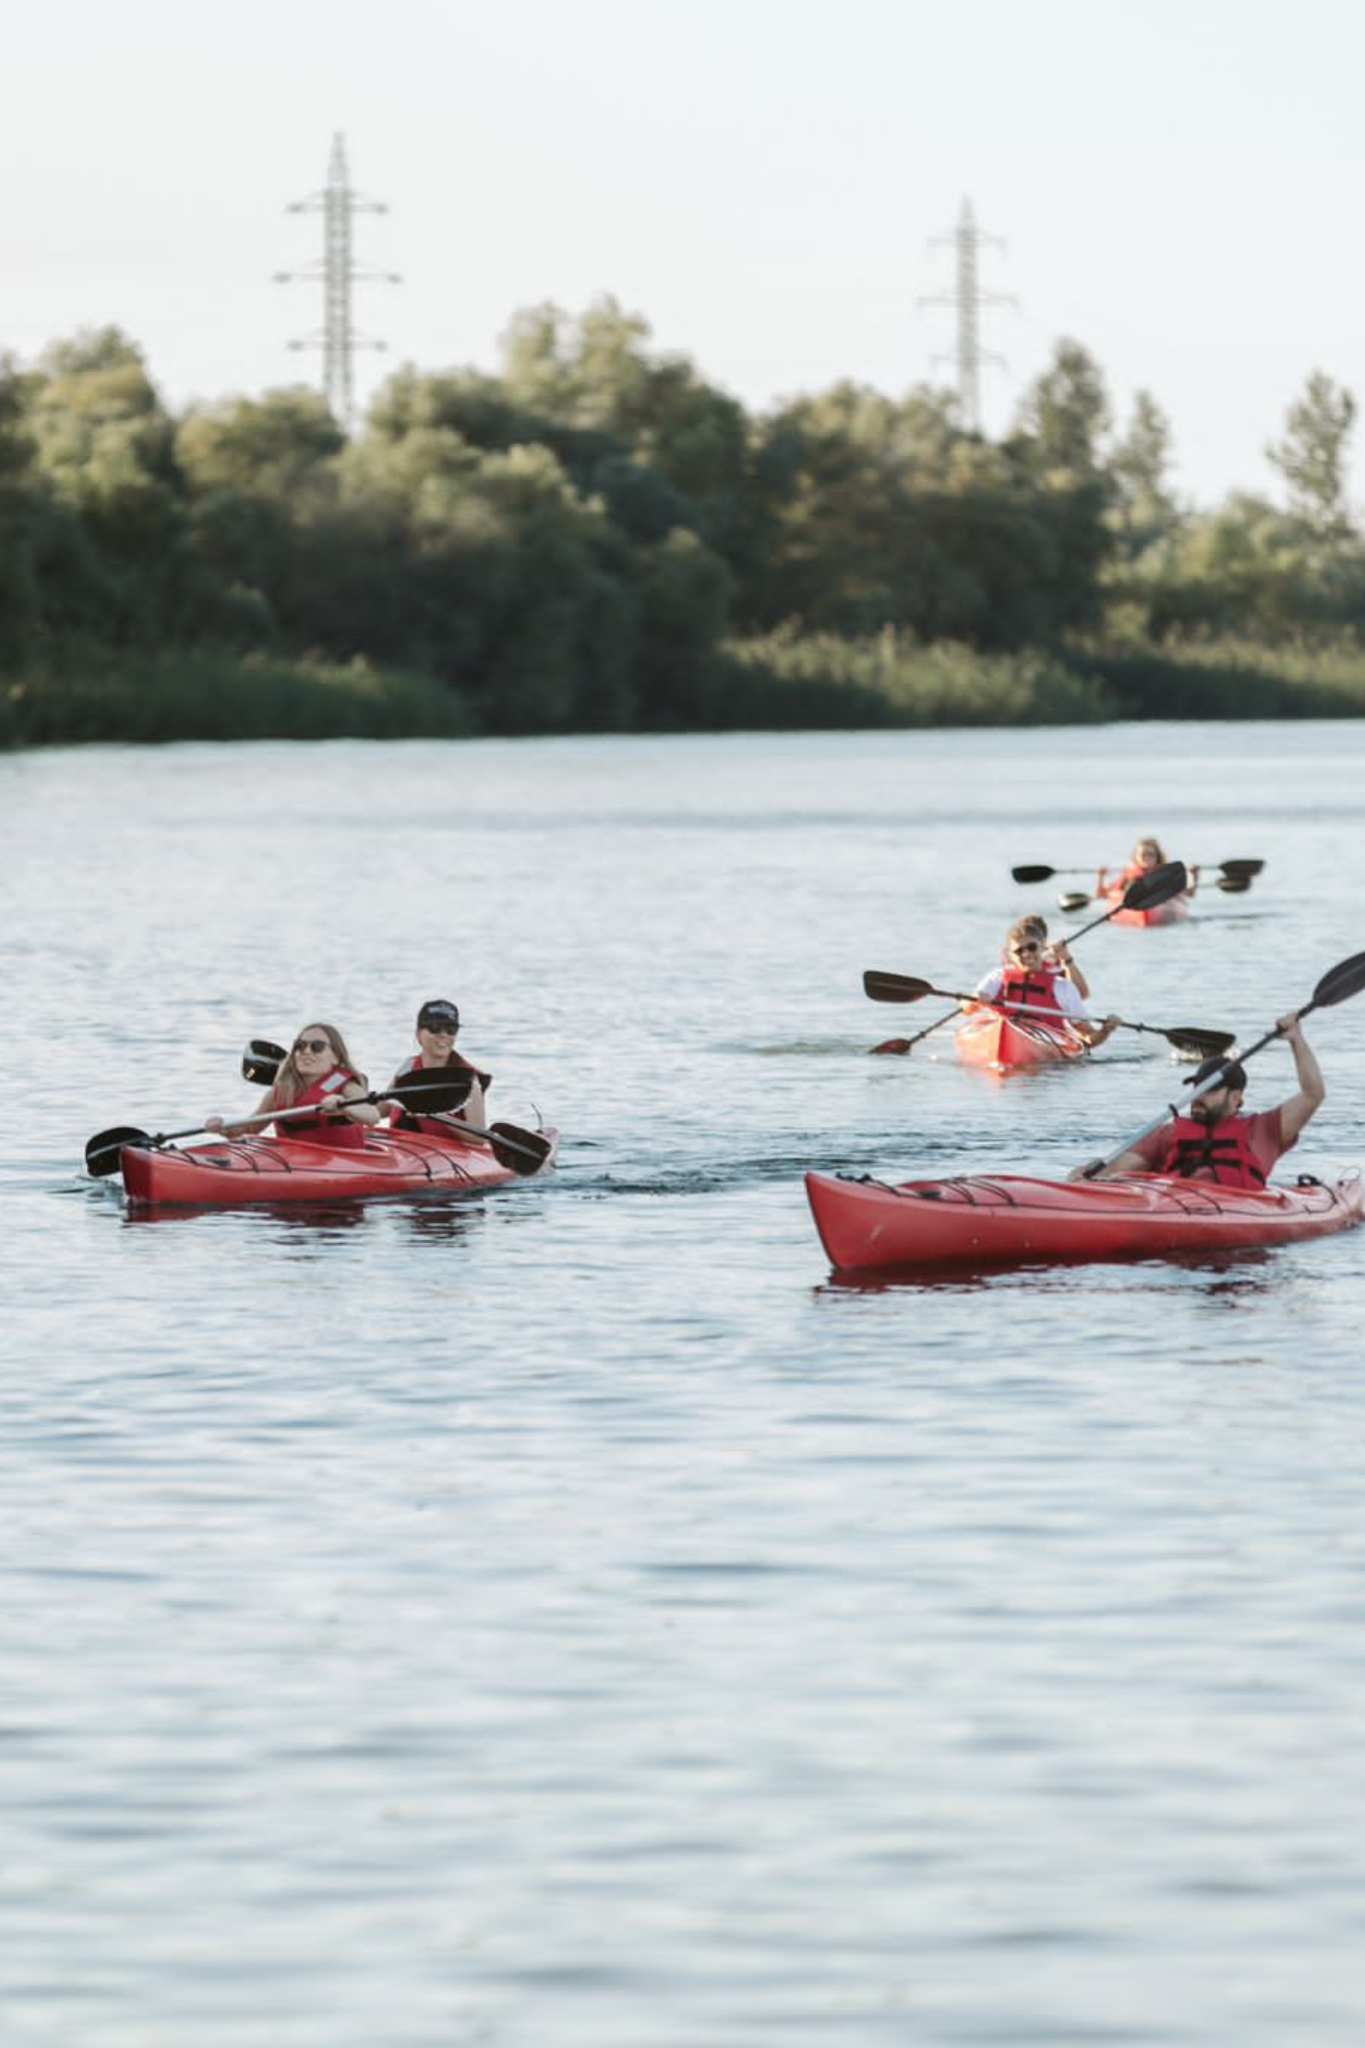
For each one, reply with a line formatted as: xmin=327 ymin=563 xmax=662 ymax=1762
xmin=1266 ymin=370 xmax=1357 ymax=537
xmin=1011 ymin=339 xmax=1111 ymax=480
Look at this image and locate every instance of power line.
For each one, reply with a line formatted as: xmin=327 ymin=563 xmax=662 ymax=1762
xmin=274 ymin=133 xmax=400 ymax=429
xmin=919 ymin=198 xmax=1015 ymax=435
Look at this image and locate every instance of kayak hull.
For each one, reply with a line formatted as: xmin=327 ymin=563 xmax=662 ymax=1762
xmin=955 ymin=1010 xmax=1089 ymax=1072
xmin=1105 ymin=889 xmax=1191 ymax=928
xmin=118 ymin=1126 xmax=559 ymax=1208
xmin=806 ymin=1168 xmax=1364 ymax=1273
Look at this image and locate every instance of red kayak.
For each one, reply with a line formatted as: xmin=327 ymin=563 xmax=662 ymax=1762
xmin=1104 ymin=887 xmax=1191 ymax=928
xmin=806 ymin=1166 xmax=1364 ymax=1272
xmin=118 ymin=1125 xmax=559 ymax=1208
xmin=955 ymin=1008 xmax=1089 ymax=1072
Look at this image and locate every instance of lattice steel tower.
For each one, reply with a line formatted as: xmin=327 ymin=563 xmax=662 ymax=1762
xmin=919 ymin=198 xmax=1014 ymax=434
xmin=275 ymin=133 xmax=400 ymax=429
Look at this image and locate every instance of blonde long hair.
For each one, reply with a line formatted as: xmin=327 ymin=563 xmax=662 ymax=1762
xmin=271 ymin=1023 xmax=364 ymax=1108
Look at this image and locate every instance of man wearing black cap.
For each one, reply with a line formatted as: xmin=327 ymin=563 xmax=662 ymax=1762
xmin=388 ymin=999 xmax=490 ymax=1133
xmin=1085 ymin=1013 xmax=1325 ymax=1189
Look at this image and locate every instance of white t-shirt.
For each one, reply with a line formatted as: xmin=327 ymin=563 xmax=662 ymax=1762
xmin=974 ymin=968 xmax=1089 ymax=1023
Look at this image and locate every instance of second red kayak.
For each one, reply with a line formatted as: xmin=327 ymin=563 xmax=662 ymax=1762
xmin=117 ymin=1124 xmax=559 ymax=1207
xmin=1104 ymin=887 xmax=1191 ymax=928
xmin=955 ymin=1008 xmax=1089 ymax=1072
xmin=806 ymin=1166 xmax=1364 ymax=1272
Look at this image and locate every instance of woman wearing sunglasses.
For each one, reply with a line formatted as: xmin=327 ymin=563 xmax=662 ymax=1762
xmin=972 ymin=921 xmax=1117 ymax=1048
xmin=207 ymin=1023 xmax=381 ymax=1148
xmin=386 ymin=999 xmax=490 ymax=1135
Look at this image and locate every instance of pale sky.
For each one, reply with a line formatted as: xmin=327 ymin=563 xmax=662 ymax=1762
xmin=7 ymin=0 xmax=1364 ymax=509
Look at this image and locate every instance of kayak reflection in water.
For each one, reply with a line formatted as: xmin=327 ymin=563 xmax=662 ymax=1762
xmin=1098 ymin=834 xmax=1200 ymax=899
xmin=972 ymin=919 xmax=1119 ymax=1048
xmin=387 ymin=997 xmax=490 ymax=1135
xmin=206 ymin=1022 xmax=381 ymax=1149
xmin=1075 ymin=1015 xmax=1325 ymax=1189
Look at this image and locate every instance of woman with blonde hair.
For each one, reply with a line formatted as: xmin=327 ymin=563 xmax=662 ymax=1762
xmin=207 ymin=1022 xmax=381 ymax=1149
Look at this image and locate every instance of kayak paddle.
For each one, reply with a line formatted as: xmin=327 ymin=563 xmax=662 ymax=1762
xmin=870 ymin=1007 xmax=961 ymax=1056
xmin=413 ymin=1110 xmax=554 ymax=1175
xmin=1057 ymin=891 xmax=1092 ymax=914
xmin=1013 ymin=858 xmax=1262 ymax=885
xmin=862 ymin=972 xmax=1234 ymax=1060
xmin=84 ymin=1068 xmax=476 ymax=1179
xmin=1083 ymin=948 xmax=1365 ymax=1177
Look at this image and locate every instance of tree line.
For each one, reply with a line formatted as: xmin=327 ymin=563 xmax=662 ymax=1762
xmin=3 ymin=305 xmax=1364 ymax=737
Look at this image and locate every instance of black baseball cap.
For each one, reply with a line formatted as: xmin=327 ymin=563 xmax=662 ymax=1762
xmin=417 ymin=999 xmax=460 ymax=1032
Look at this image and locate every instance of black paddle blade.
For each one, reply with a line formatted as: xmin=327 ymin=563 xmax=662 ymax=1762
xmin=84 ymin=1125 xmax=151 ymax=1178
xmin=1122 ymin=860 xmax=1188 ymax=912
xmin=1215 ymin=874 xmax=1252 ymax=894
xmin=1057 ymin=891 xmax=1092 ymax=914
xmin=384 ymin=1068 xmax=476 ymax=1114
xmin=1219 ymin=859 xmax=1264 ymax=879
xmin=241 ymin=1038 xmax=286 ymax=1085
xmin=1313 ymin=949 xmax=1365 ymax=1009
xmin=863 ymin=970 xmax=933 ymax=1004
xmin=1166 ymin=1028 xmax=1236 ymax=1058
xmin=486 ymin=1121 xmax=554 ymax=1175
xmin=870 ymin=1038 xmax=912 ymax=1056
xmin=1011 ymin=864 xmax=1055 ymax=884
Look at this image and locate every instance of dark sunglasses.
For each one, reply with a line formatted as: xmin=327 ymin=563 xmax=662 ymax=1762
xmin=293 ymin=1036 xmax=331 ymax=1055
xmin=420 ymin=1020 xmax=457 ymax=1034
xmin=1012 ymin=941 xmax=1042 ymax=955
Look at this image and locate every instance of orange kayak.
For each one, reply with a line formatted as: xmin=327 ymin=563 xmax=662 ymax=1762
xmin=118 ymin=1125 xmax=559 ymax=1207
xmin=955 ymin=1008 xmax=1089 ymax=1072
xmin=806 ymin=1168 xmax=1364 ymax=1272
xmin=1104 ymin=888 xmax=1191 ymax=927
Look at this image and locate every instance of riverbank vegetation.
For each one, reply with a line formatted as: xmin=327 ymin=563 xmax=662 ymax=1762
xmin=5 ymin=314 xmax=1365 ymax=746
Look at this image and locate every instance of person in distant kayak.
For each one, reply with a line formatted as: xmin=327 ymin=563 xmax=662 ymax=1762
xmin=1019 ymin=914 xmax=1091 ymax=1003
xmin=207 ymin=1023 xmax=380 ymax=1148
xmin=1075 ymin=1015 xmax=1324 ymax=1188
xmin=387 ymin=998 xmax=490 ymax=1135
xmin=973 ymin=920 xmax=1118 ymax=1048
xmin=1098 ymin=835 xmax=1199 ymax=898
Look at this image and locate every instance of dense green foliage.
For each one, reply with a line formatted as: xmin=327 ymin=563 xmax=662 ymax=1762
xmin=5 ymin=311 xmax=1365 ymax=745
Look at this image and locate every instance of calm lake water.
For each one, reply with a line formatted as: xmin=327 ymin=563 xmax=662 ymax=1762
xmin=4 ymin=723 xmax=1365 ymax=2046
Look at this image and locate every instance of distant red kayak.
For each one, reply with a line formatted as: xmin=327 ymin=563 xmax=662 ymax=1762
xmin=119 ymin=1125 xmax=559 ymax=1208
xmin=1104 ymin=887 xmax=1191 ymax=927
xmin=955 ymin=1009 xmax=1089 ymax=1072
xmin=805 ymin=1167 xmax=1364 ymax=1272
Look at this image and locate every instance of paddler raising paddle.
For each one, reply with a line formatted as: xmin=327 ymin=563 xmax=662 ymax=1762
xmin=972 ymin=919 xmax=1119 ymax=1048
xmin=206 ymin=1023 xmax=381 ymax=1148
xmin=1074 ymin=1015 xmax=1325 ymax=1188
xmin=387 ymin=998 xmax=490 ymax=1135
xmin=1019 ymin=914 xmax=1091 ymax=1002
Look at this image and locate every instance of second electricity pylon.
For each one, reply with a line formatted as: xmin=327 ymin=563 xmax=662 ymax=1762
xmin=274 ymin=132 xmax=400 ymax=430
xmin=918 ymin=198 xmax=1015 ymax=435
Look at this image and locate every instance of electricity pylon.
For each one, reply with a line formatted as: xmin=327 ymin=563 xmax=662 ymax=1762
xmin=274 ymin=133 xmax=400 ymax=429
xmin=918 ymin=198 xmax=1015 ymax=435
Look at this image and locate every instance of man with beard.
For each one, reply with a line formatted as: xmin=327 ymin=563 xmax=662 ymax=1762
xmin=1075 ymin=1015 xmax=1324 ymax=1189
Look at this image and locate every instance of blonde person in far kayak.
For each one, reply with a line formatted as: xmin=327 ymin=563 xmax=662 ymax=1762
xmin=1098 ymin=835 xmax=1200 ymax=898
xmin=206 ymin=1023 xmax=381 ymax=1149
xmin=387 ymin=998 xmax=490 ymax=1136
xmin=1019 ymin=914 xmax=1091 ymax=1004
xmin=973 ymin=919 xmax=1118 ymax=1048
xmin=1075 ymin=1016 xmax=1325 ymax=1190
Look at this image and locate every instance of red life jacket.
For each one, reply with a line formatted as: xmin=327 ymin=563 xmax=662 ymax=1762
xmin=279 ymin=1067 xmax=367 ymax=1149
xmin=1157 ymin=1114 xmax=1267 ymax=1190
xmin=387 ymin=1050 xmax=492 ymax=1134
xmin=997 ymin=962 xmax=1066 ymax=1022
